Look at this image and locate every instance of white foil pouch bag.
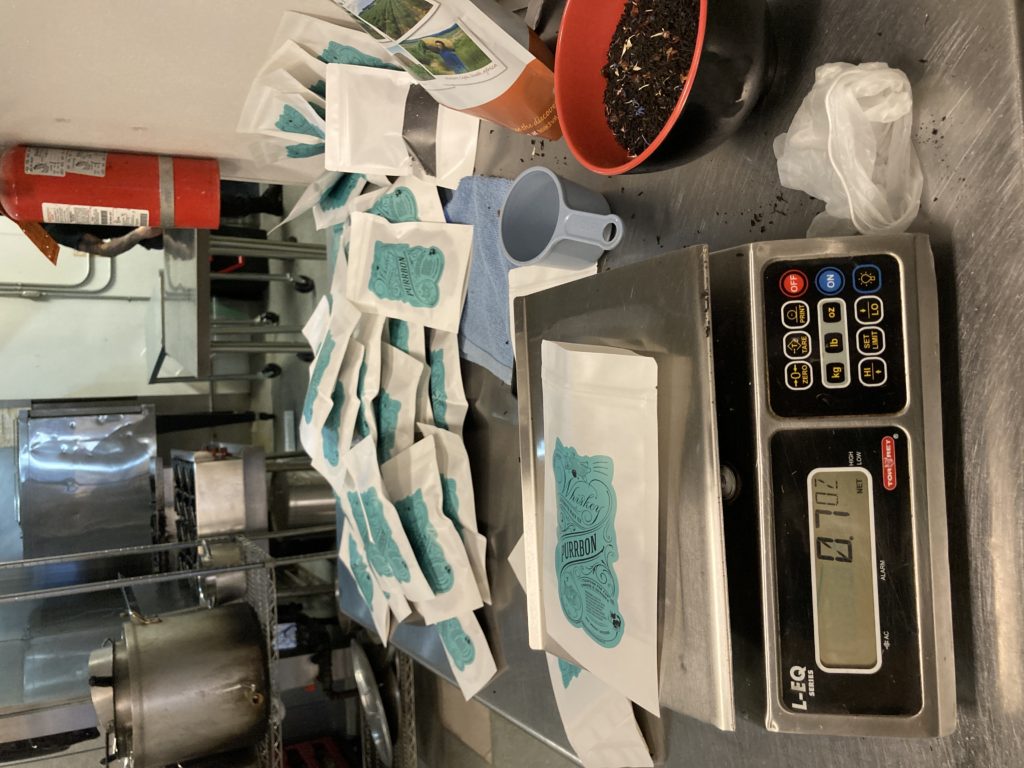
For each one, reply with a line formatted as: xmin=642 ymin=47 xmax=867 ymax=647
xmin=428 ymin=330 xmax=469 ymax=434
xmin=354 ymin=314 xmax=386 ymax=444
xmin=303 ymin=294 xmax=332 ymax=351
xmin=314 ymin=172 xmax=373 ymax=230
xmin=248 ymin=88 xmax=327 ymax=146
xmin=376 ymin=344 xmax=424 ymax=463
xmin=418 ymin=423 xmax=490 ymax=605
xmin=344 ymin=436 xmax=435 ymax=602
xmin=541 ymin=340 xmax=660 ymax=715
xmin=340 ymin=524 xmax=391 ymax=642
xmin=320 ymin=339 xmax=365 ymax=468
xmin=381 ymin=437 xmax=483 ymax=624
xmin=367 ymin=176 xmax=447 ymax=224
xmin=347 ymin=212 xmax=474 ymax=333
xmin=302 ymin=299 xmax=362 ymax=433
xmin=438 ymin=613 xmax=497 ymax=700
xmin=326 ymin=65 xmax=416 ymax=176
xmin=338 ymin=488 xmax=413 ymax=624
xmin=387 ymin=318 xmax=432 ymax=427
xmin=271 ymin=11 xmax=400 ymax=68
xmin=546 ymin=654 xmax=653 ymax=768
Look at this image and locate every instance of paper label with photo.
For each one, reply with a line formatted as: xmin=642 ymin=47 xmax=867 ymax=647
xmin=333 ymin=0 xmax=559 ymax=139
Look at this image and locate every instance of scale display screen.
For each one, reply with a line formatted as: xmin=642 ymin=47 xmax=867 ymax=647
xmin=808 ymin=468 xmax=880 ymax=672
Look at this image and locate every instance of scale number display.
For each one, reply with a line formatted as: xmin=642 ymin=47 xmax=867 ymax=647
xmin=807 ymin=467 xmax=881 ymax=674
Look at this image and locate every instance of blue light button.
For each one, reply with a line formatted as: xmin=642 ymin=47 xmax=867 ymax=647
xmin=853 ymin=264 xmax=882 ymax=294
xmin=816 ymin=267 xmax=845 ymax=296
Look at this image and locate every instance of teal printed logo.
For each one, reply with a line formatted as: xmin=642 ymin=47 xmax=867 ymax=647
xmin=558 ymin=658 xmax=582 ymax=688
xmin=321 ymin=173 xmax=365 ymax=211
xmin=355 ymin=362 xmax=370 ymax=439
xmin=375 ymin=391 xmax=401 ymax=463
xmin=286 ymin=142 xmax=325 ymax=158
xmin=303 ymin=334 xmax=336 ymax=424
xmin=349 ymin=536 xmax=374 ymax=606
xmin=360 ymin=487 xmax=412 ymax=583
xmin=438 ymin=618 xmax=476 ymax=671
xmin=348 ymin=491 xmax=390 ymax=578
xmin=553 ymin=439 xmax=624 ymax=648
xmin=320 ymin=41 xmax=399 ymax=70
xmin=322 ymin=380 xmax=345 ymax=466
xmin=310 ymin=79 xmax=327 ymax=99
xmin=394 ymin=489 xmax=454 ymax=594
xmin=276 ymin=104 xmax=324 ymax=139
xmin=388 ymin=319 xmax=410 ymax=352
xmin=429 ymin=348 xmax=448 ymax=428
xmin=369 ymin=241 xmax=444 ymax=308
xmin=441 ymin=475 xmax=462 ymax=534
xmin=368 ymin=187 xmax=419 ymax=223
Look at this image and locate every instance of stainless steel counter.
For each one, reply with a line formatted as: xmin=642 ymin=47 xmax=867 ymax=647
xmin=339 ymin=0 xmax=1024 ymax=764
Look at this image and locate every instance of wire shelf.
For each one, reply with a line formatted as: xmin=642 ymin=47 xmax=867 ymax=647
xmin=241 ymin=537 xmax=283 ymax=768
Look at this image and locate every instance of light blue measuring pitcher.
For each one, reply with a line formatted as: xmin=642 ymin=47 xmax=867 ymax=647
xmin=500 ymin=167 xmax=624 ymax=268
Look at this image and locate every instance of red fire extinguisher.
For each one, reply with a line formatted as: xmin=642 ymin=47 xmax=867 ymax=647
xmin=0 ymin=146 xmax=221 ymax=229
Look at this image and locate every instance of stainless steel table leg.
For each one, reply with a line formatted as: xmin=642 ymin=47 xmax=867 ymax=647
xmin=209 ymin=236 xmax=327 ymax=261
xmin=209 ymin=272 xmax=315 ymax=293
xmin=211 ymin=341 xmax=311 ymax=354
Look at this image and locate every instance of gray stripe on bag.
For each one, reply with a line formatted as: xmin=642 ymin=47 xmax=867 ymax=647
xmin=403 ymin=85 xmax=439 ymax=178
xmin=158 ymin=155 xmax=175 ymax=228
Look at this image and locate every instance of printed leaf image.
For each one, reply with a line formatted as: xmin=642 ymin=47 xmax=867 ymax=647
xmin=359 ymin=0 xmax=434 ymax=40
xmin=400 ymin=23 xmax=492 ymax=76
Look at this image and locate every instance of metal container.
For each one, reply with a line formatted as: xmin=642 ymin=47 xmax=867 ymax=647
xmin=270 ymin=471 xmax=335 ymax=530
xmin=90 ymin=604 xmax=268 ymax=767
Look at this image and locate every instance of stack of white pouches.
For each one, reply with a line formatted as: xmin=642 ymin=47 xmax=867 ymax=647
xmin=508 ymin=334 xmax=660 ymax=768
xmin=300 ymin=175 xmax=496 ymax=700
xmin=237 ymin=11 xmax=411 ymax=184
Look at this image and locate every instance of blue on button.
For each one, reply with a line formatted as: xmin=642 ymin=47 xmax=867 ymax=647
xmin=853 ymin=264 xmax=882 ymax=294
xmin=816 ymin=267 xmax=845 ymax=296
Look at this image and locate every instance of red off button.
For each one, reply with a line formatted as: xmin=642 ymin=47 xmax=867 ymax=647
xmin=779 ymin=269 xmax=808 ymax=297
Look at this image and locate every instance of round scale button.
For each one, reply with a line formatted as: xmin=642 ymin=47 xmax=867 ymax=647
xmin=853 ymin=264 xmax=882 ymax=294
xmin=816 ymin=267 xmax=845 ymax=295
xmin=779 ymin=270 xmax=808 ymax=297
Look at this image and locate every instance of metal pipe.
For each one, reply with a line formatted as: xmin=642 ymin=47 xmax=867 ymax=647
xmin=211 ymin=341 xmax=310 ymax=354
xmin=209 ymin=272 xmax=299 ymax=284
xmin=210 ymin=325 xmax=305 ymax=335
xmin=0 ymin=551 xmax=335 ymax=605
xmin=209 ymin=236 xmax=327 ymax=261
xmin=0 ymin=526 xmax=336 ymax=571
xmin=0 ymin=251 xmax=98 ymax=292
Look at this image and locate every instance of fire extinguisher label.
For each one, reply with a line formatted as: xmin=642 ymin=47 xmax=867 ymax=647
xmin=41 ymin=203 xmax=150 ymax=227
xmin=24 ymin=148 xmax=107 ymax=178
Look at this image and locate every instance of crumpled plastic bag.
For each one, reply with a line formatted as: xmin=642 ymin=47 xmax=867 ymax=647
xmin=774 ymin=62 xmax=923 ymax=236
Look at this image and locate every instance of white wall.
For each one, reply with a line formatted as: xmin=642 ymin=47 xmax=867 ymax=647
xmin=0 ymin=0 xmax=349 ymax=180
xmin=0 ymin=217 xmax=210 ymax=399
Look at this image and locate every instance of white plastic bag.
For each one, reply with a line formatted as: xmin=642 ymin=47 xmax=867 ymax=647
xmin=774 ymin=62 xmax=923 ymax=236
xmin=340 ymin=524 xmax=391 ymax=642
xmin=376 ymin=343 xmax=424 ymax=463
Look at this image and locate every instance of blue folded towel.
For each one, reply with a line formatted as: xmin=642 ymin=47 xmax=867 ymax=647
xmin=443 ymin=175 xmax=515 ymax=384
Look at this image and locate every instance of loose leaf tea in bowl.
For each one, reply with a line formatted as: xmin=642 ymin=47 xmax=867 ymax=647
xmin=602 ymin=0 xmax=700 ymax=156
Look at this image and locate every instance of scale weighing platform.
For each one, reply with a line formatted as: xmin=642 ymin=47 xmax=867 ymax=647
xmin=515 ymin=233 xmax=955 ymax=740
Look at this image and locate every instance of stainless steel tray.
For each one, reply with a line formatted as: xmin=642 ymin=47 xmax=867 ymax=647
xmin=513 ymin=245 xmax=735 ymax=732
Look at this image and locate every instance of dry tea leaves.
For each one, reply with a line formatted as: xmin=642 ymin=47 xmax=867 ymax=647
xmin=602 ymin=0 xmax=700 ymax=157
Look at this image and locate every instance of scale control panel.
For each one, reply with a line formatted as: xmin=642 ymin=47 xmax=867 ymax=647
xmin=729 ymin=234 xmax=956 ymax=739
xmin=762 ymin=256 xmax=907 ymax=417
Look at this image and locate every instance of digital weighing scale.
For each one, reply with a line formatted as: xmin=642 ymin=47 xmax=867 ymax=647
xmin=515 ymin=233 xmax=955 ymax=739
